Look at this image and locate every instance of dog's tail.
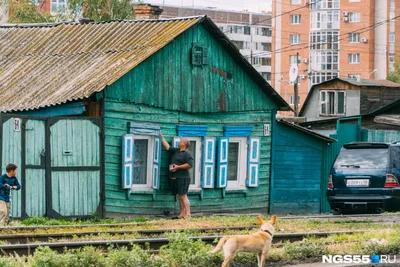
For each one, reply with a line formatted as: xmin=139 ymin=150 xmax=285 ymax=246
xmin=208 ymin=236 xmax=228 ymax=254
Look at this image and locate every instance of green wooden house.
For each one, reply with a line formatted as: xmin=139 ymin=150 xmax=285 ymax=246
xmin=0 ymin=16 xmax=291 ymax=218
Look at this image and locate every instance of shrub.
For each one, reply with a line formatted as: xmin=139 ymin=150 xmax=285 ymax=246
xmin=107 ymin=246 xmax=153 ymax=267
xmin=284 ymin=242 xmax=330 ymax=260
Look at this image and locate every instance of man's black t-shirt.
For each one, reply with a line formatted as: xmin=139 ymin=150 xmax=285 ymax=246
xmin=168 ymin=147 xmax=194 ymax=179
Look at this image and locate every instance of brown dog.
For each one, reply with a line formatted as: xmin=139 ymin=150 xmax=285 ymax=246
xmin=209 ymin=215 xmax=276 ymax=267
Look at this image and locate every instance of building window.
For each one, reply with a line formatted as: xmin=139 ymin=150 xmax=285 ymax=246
xmin=232 ymin=41 xmax=244 ymax=50
xmin=256 ymin=27 xmax=271 ymax=36
xmin=255 ymin=42 xmax=271 ymax=51
xmin=348 ymin=53 xmax=360 ymax=64
xmin=311 ymin=0 xmax=340 ymax=9
xmin=390 ymin=32 xmax=395 ymax=43
xmin=348 ymin=74 xmax=360 ymax=80
xmin=310 ymin=31 xmax=339 ymax=50
xmin=310 ymin=51 xmax=339 ymax=72
xmin=261 ymin=72 xmax=271 ymax=80
xmin=51 ymin=0 xmax=66 ymax=14
xmin=186 ymin=137 xmax=202 ymax=190
xmin=132 ymin=135 xmax=154 ymax=189
xmin=227 ymin=137 xmax=247 ymax=189
xmin=349 ymin=33 xmax=360 ymax=43
xmin=349 ymin=12 xmax=360 ymax=22
xmin=310 ymin=11 xmax=340 ymax=30
xmin=291 ymin=0 xmax=301 ymax=4
xmin=243 ymin=42 xmax=251 ymax=50
xmin=290 ymin=55 xmax=300 ymax=65
xmin=289 ymin=95 xmax=301 ymax=105
xmin=244 ymin=26 xmax=251 ymax=35
xmin=320 ymin=91 xmax=346 ymax=115
xmin=349 ymin=0 xmax=360 ymax=2
xmin=390 ymin=56 xmax=395 ymax=63
xmin=290 ymin=14 xmax=302 ymax=24
xmin=290 ymin=34 xmax=301 ymax=45
xmin=254 ymin=57 xmax=271 ymax=66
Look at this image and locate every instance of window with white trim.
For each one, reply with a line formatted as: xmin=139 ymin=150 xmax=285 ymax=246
xmin=291 ymin=0 xmax=301 ymax=4
xmin=51 ymin=0 xmax=67 ymax=14
xmin=261 ymin=72 xmax=271 ymax=81
xmin=310 ymin=31 xmax=339 ymax=50
xmin=290 ymin=55 xmax=300 ymax=65
xmin=186 ymin=137 xmax=202 ymax=191
xmin=310 ymin=11 xmax=340 ymax=29
xmin=290 ymin=14 xmax=301 ymax=24
xmin=390 ymin=56 xmax=395 ymax=63
xmin=253 ymin=57 xmax=271 ymax=66
xmin=290 ymin=34 xmax=301 ymax=45
xmin=227 ymin=137 xmax=247 ymax=189
xmin=349 ymin=12 xmax=360 ymax=22
xmin=311 ymin=0 xmax=340 ymax=9
xmin=289 ymin=95 xmax=300 ymax=105
xmin=390 ymin=32 xmax=395 ymax=43
xmin=320 ymin=91 xmax=346 ymax=116
xmin=129 ymin=135 xmax=156 ymax=190
xmin=348 ymin=53 xmax=360 ymax=64
xmin=255 ymin=42 xmax=271 ymax=51
xmin=256 ymin=27 xmax=271 ymax=36
xmin=348 ymin=74 xmax=360 ymax=80
xmin=349 ymin=33 xmax=360 ymax=43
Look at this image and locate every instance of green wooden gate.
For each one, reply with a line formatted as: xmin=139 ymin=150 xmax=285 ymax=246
xmin=0 ymin=116 xmax=102 ymax=219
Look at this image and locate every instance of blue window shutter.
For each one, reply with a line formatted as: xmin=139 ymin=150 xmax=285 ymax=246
xmin=152 ymin=136 xmax=161 ymax=189
xmin=201 ymin=137 xmax=216 ymax=188
xmin=173 ymin=136 xmax=181 ymax=148
xmin=216 ymin=137 xmax=229 ymax=188
xmin=122 ymin=134 xmax=134 ymax=189
xmin=247 ymin=137 xmax=260 ymax=187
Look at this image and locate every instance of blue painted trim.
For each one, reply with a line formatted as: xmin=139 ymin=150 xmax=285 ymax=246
xmin=130 ymin=122 xmax=160 ymax=135
xmin=13 ymin=102 xmax=85 ymax=117
xmin=223 ymin=126 xmax=254 ymax=137
xmin=177 ymin=125 xmax=208 ymax=137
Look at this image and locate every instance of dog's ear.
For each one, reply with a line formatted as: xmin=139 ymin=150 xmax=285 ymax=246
xmin=256 ymin=216 xmax=264 ymax=225
xmin=269 ymin=215 xmax=277 ymax=225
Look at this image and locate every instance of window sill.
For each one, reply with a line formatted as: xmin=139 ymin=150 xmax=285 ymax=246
xmin=188 ymin=188 xmax=202 ymax=193
xmin=225 ymin=188 xmax=247 ymax=193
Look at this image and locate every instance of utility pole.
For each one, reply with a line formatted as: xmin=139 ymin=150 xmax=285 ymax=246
xmin=294 ymin=52 xmax=299 ymax=117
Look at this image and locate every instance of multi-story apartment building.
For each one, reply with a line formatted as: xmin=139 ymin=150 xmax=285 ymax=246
xmin=272 ymin=0 xmax=400 ymax=117
xmin=159 ymin=5 xmax=273 ymax=82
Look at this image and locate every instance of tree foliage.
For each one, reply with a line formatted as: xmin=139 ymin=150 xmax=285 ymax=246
xmin=387 ymin=56 xmax=400 ymax=84
xmin=0 ymin=0 xmax=137 ymax=24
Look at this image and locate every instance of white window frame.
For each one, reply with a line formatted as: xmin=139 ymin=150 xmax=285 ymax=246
xmin=349 ymin=33 xmax=360 ymax=43
xmin=51 ymin=0 xmax=67 ymax=14
xmin=131 ymin=135 xmax=154 ymax=191
xmin=186 ymin=137 xmax=202 ymax=191
xmin=349 ymin=12 xmax=360 ymax=23
xmin=390 ymin=32 xmax=395 ymax=43
xmin=320 ymin=90 xmax=346 ymax=116
xmin=349 ymin=0 xmax=360 ymax=2
xmin=291 ymin=0 xmax=301 ymax=5
xmin=227 ymin=137 xmax=247 ymax=190
xmin=348 ymin=53 xmax=360 ymax=64
xmin=290 ymin=14 xmax=301 ymax=24
xmin=290 ymin=34 xmax=301 ymax=45
xmin=348 ymin=74 xmax=360 ymax=80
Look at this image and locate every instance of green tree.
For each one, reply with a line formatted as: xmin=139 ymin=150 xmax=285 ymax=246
xmin=0 ymin=0 xmax=138 ymax=24
xmin=387 ymin=56 xmax=400 ymax=84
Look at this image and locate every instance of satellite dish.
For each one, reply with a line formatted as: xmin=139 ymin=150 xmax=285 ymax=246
xmin=289 ymin=64 xmax=299 ymax=83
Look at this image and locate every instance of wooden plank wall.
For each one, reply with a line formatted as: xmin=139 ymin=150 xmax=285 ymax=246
xmin=105 ymin=24 xmax=277 ymax=113
xmin=104 ymin=101 xmax=273 ymax=216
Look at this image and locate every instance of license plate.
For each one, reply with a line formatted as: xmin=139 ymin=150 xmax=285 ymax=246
xmin=346 ymin=179 xmax=369 ymax=187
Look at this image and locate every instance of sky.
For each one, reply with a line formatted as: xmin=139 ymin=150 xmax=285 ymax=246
xmin=144 ymin=0 xmax=272 ymax=13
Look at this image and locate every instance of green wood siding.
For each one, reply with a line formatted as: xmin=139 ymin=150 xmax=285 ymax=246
xmin=272 ymin=122 xmax=325 ymax=214
xmin=105 ymin=24 xmax=277 ymax=114
xmin=104 ymin=101 xmax=272 ymax=216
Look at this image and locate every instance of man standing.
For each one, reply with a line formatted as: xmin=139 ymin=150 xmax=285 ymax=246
xmin=0 ymin=163 xmax=21 ymax=226
xmin=159 ymin=133 xmax=193 ymax=219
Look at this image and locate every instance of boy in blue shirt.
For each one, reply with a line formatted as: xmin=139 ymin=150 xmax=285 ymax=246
xmin=0 ymin=163 xmax=21 ymax=226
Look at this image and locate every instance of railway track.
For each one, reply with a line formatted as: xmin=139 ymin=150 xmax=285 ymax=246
xmin=0 ymin=230 xmax=365 ymax=256
xmin=2 ymin=213 xmax=398 ymax=233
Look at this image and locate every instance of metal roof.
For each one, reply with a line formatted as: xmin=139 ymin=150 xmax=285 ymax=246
xmin=277 ymin=119 xmax=336 ymax=143
xmin=0 ymin=16 xmax=290 ymax=112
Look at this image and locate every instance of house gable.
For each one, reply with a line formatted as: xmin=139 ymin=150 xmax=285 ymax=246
xmin=105 ymin=23 xmax=279 ymax=113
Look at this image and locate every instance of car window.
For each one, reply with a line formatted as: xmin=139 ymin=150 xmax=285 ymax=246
xmin=334 ymin=148 xmax=388 ymax=169
xmin=391 ymin=147 xmax=400 ymax=168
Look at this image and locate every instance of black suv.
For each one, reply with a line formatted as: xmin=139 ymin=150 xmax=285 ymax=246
xmin=327 ymin=142 xmax=400 ymax=215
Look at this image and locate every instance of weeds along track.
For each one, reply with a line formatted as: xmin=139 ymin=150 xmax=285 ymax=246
xmin=3 ymin=213 xmax=399 ymax=234
xmin=0 ymin=230 xmax=366 ymax=256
